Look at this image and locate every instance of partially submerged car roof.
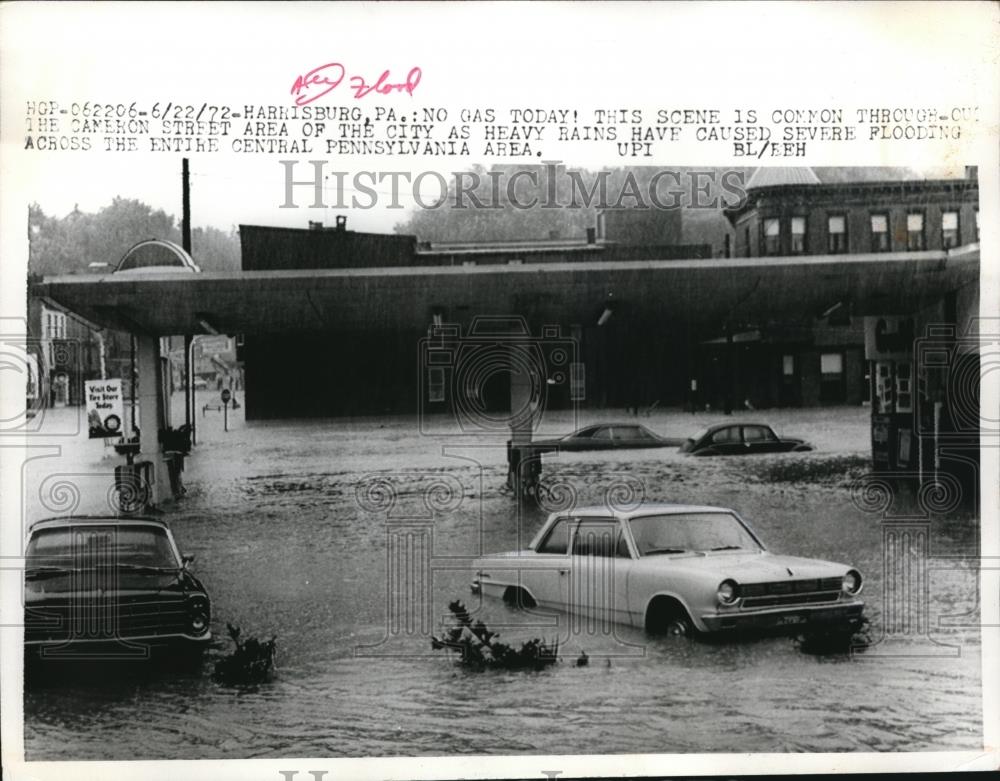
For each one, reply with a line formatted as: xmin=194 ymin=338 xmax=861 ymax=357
xmin=529 ymin=503 xmax=741 ymax=550
xmin=700 ymin=421 xmax=774 ymax=432
xmin=27 ymin=515 xmax=171 ymax=532
xmin=551 ymin=503 xmax=736 ymax=520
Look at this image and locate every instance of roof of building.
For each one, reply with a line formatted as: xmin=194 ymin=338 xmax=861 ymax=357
xmin=725 ymin=175 xmax=979 ymax=223
xmin=745 ymin=167 xmax=821 ymax=189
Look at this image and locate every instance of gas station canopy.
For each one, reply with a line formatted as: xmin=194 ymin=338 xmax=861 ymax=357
xmin=35 ymin=248 xmax=979 ymax=336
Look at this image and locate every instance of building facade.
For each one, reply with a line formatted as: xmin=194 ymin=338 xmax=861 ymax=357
xmin=709 ymin=168 xmax=980 ymax=411
xmin=727 ymin=169 xmax=979 ymax=259
xmin=26 ymin=292 xmax=105 ymax=408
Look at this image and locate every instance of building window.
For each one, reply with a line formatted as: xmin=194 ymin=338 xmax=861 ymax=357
xmin=941 ymin=211 xmax=960 ymax=249
xmin=906 ymin=212 xmax=925 ymax=251
xmin=44 ymin=311 xmax=66 ymax=340
xmin=827 ymin=215 xmax=847 ymax=254
xmin=870 ymin=213 xmax=890 ymax=252
xmin=762 ymin=217 xmax=781 ymax=256
xmin=782 ymin=354 xmax=795 ymax=376
xmin=896 ymin=361 xmax=913 ymax=413
xmin=820 ymin=351 xmax=846 ymax=403
xmin=744 ymin=226 xmax=751 ymax=256
xmin=790 ymin=217 xmax=807 ymax=254
xmin=427 ymin=367 xmax=445 ymax=402
xmin=570 ymin=362 xmax=586 ymax=401
xmin=875 ymin=362 xmax=893 ymax=413
xmin=821 ymin=352 xmax=843 ymax=375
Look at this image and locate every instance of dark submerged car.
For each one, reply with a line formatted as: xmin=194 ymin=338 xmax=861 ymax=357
xmin=680 ymin=423 xmax=813 ymax=456
xmin=531 ymin=423 xmax=683 ymax=453
xmin=23 ymin=516 xmax=211 ymax=660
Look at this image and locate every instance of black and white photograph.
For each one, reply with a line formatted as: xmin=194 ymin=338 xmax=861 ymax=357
xmin=1 ymin=2 xmax=997 ymax=779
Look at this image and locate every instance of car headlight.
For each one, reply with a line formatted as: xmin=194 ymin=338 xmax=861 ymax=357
xmin=842 ymin=569 xmax=863 ymax=595
xmin=187 ymin=597 xmax=210 ymax=635
xmin=717 ymin=579 xmax=738 ymax=605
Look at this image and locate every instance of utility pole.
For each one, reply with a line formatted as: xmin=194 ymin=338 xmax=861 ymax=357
xmin=182 ymin=158 xmax=195 ymax=445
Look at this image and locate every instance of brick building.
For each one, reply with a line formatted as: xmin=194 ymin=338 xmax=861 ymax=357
xmin=726 ymin=167 xmax=979 ymax=258
xmin=699 ymin=167 xmax=981 ymax=411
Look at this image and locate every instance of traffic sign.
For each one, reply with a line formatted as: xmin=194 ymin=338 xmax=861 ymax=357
xmin=221 ymin=388 xmax=232 ymax=404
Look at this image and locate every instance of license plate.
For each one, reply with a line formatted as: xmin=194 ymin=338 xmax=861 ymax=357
xmin=777 ymin=614 xmax=806 ymax=626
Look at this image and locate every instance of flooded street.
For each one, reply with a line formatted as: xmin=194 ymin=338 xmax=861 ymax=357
xmin=21 ymin=402 xmax=983 ymax=758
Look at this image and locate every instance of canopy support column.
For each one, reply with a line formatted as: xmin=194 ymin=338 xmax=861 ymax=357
xmin=507 ymin=340 xmax=540 ymax=500
xmin=135 ymin=333 xmax=171 ymax=506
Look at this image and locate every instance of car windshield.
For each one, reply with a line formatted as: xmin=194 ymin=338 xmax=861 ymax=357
xmin=25 ymin=525 xmax=179 ymax=571
xmin=628 ymin=513 xmax=762 ymax=555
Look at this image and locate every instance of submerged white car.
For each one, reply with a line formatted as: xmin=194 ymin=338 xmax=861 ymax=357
xmin=471 ymin=504 xmax=864 ymax=637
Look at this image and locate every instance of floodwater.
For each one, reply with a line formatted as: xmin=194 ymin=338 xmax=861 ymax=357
xmin=20 ymin=402 xmax=984 ymax=758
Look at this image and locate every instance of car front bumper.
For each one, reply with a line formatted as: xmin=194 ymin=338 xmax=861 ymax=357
xmin=700 ymin=601 xmax=864 ymax=633
xmin=24 ymin=631 xmax=212 ymax=658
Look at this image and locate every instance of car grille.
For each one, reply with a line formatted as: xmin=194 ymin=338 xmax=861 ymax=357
xmin=24 ymin=595 xmax=191 ymax=643
xmin=737 ymin=577 xmax=842 ymax=609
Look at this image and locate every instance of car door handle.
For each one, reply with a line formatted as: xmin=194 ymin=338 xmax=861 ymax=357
xmin=558 ymin=569 xmax=568 ymax=575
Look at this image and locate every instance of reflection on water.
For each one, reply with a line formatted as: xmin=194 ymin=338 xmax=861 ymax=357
xmin=23 ymin=426 xmax=983 ymax=758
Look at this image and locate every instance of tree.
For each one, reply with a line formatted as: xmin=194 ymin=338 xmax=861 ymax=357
xmin=28 ymin=198 xmax=240 ymax=276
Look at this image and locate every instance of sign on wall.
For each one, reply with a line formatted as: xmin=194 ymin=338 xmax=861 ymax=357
xmin=85 ymin=379 xmax=124 ymax=439
xmin=864 ymin=316 xmax=916 ymax=361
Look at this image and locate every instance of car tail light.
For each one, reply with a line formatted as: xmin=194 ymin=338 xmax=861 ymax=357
xmin=842 ymin=570 xmax=863 ymax=595
xmin=717 ymin=579 xmax=738 ymax=605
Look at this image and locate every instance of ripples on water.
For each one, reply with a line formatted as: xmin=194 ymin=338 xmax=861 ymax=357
xmin=23 ymin=426 xmax=983 ymax=758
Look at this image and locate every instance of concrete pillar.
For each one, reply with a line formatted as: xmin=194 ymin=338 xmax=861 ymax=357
xmin=508 ymin=340 xmax=540 ymax=497
xmin=135 ymin=333 xmax=170 ymax=506
xmin=723 ymin=324 xmax=734 ymax=415
xmin=184 ymin=334 xmax=195 ymax=445
xmin=509 ymin=349 xmax=535 ymax=446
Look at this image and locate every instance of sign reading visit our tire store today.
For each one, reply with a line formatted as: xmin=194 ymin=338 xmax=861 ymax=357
xmin=85 ymin=379 xmax=124 ymax=438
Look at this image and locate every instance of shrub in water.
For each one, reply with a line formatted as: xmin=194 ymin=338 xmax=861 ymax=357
xmin=213 ymin=623 xmax=277 ymax=685
xmin=432 ymin=600 xmax=558 ymax=671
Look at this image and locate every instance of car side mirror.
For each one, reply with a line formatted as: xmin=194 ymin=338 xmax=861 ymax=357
xmin=182 ymin=553 xmax=196 ymax=568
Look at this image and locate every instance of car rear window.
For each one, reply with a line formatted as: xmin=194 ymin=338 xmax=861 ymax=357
xmin=743 ymin=426 xmax=776 ymax=442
